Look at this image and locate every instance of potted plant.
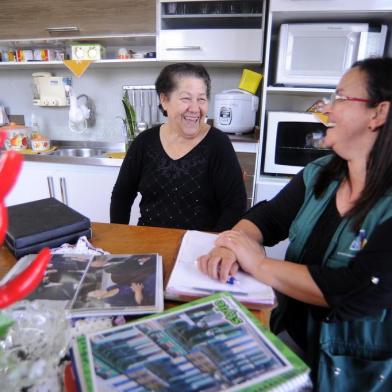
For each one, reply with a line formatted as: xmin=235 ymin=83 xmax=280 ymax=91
xmin=121 ymin=91 xmax=137 ymax=150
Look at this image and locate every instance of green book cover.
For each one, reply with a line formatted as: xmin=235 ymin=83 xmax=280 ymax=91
xmin=73 ymin=292 xmax=310 ymax=391
xmin=75 ymin=335 xmax=94 ymax=392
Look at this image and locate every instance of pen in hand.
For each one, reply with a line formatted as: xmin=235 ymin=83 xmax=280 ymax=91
xmin=226 ymin=276 xmax=240 ymax=285
xmin=195 ymin=260 xmax=239 ymax=285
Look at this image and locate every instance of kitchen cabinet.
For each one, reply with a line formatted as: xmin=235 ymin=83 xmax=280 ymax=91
xmin=5 ymin=161 xmax=140 ymax=224
xmin=237 ymin=151 xmax=257 ymax=208
xmin=255 ymin=175 xmax=289 ymax=204
xmin=0 ymin=1 xmax=157 ymax=69
xmin=157 ymin=0 xmax=266 ymax=62
xmin=254 ymin=176 xmax=290 ymax=259
xmin=0 ymin=0 xmax=156 ymax=40
xmin=5 ymin=162 xmax=55 ymax=207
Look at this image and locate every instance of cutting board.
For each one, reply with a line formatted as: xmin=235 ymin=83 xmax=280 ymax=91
xmin=105 ymin=152 xmax=126 ymax=159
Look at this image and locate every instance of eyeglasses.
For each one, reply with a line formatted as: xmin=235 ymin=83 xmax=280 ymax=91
xmin=306 ymin=94 xmax=380 ymax=115
xmin=327 ymin=93 xmax=379 ymax=106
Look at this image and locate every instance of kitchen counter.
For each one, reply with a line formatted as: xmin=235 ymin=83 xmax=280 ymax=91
xmin=23 ymin=152 xmax=125 ymax=167
xmin=18 ymin=134 xmax=259 ymax=167
xmin=22 ymin=140 xmax=126 ymax=167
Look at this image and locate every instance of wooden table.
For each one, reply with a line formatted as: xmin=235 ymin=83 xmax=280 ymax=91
xmin=0 ymin=222 xmax=271 ymax=326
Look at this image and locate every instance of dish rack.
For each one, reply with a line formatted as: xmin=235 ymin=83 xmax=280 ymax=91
xmin=122 ymin=85 xmax=161 ymax=132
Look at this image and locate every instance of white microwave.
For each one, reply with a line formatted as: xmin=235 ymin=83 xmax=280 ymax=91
xmin=275 ymin=23 xmax=388 ymax=87
xmin=264 ymin=111 xmax=331 ymax=175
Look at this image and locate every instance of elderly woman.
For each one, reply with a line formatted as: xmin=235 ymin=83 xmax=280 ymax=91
xmin=198 ymin=57 xmax=392 ymax=390
xmin=110 ymin=63 xmax=247 ymax=231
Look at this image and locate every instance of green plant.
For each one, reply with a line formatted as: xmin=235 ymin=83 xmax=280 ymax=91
xmin=121 ymin=91 xmax=137 ymax=147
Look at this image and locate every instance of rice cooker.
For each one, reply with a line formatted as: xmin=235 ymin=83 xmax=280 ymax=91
xmin=213 ymin=89 xmax=259 ymax=134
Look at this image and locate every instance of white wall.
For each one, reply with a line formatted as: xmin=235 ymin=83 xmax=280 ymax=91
xmin=0 ymin=65 xmax=244 ymax=142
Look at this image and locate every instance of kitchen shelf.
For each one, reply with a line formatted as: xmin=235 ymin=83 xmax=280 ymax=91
xmin=0 ymin=34 xmax=156 ymax=49
xmin=0 ymin=59 xmax=159 ymax=70
xmin=266 ymin=86 xmax=334 ymax=95
xmin=162 ymin=13 xmax=263 ymax=18
xmin=0 ymin=34 xmax=157 ymax=67
xmin=161 ymin=15 xmax=263 ymax=29
xmin=0 ymin=59 xmax=259 ymax=70
xmin=280 ymin=146 xmax=331 ymax=152
xmin=160 ymin=1 xmax=264 ymax=30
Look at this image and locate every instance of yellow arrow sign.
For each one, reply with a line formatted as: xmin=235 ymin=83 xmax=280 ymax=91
xmin=63 ymin=60 xmax=93 ymax=77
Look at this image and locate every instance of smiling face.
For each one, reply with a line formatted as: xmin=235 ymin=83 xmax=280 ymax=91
xmin=322 ymin=67 xmax=379 ymax=160
xmin=160 ymin=76 xmax=208 ymax=138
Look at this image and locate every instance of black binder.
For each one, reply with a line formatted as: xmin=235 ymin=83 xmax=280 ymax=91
xmin=6 ymin=228 xmax=92 ymax=258
xmin=6 ymin=198 xmax=91 ymax=254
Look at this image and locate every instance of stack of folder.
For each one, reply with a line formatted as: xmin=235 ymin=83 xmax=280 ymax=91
xmin=6 ymin=198 xmax=91 ymax=258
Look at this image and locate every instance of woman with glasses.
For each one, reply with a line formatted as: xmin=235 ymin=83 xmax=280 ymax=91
xmin=198 ymin=57 xmax=392 ymax=390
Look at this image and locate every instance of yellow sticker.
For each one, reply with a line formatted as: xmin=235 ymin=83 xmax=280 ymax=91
xmin=63 ymin=60 xmax=93 ymax=77
xmin=313 ymin=112 xmax=329 ymax=126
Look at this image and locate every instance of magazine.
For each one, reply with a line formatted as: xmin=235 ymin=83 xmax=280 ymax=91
xmin=165 ymin=230 xmax=276 ymax=309
xmin=72 ymin=293 xmax=311 ymax=392
xmin=1 ymin=253 xmax=164 ymax=317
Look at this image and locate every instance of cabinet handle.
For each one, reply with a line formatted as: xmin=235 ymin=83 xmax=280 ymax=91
xmin=46 ymin=26 xmax=79 ymax=33
xmin=47 ymin=176 xmax=55 ymax=198
xmin=166 ymin=46 xmax=202 ymax=51
xmin=59 ymin=177 xmax=69 ymax=205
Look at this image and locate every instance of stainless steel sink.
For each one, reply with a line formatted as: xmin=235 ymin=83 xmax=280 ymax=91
xmin=50 ymin=148 xmax=108 ymax=158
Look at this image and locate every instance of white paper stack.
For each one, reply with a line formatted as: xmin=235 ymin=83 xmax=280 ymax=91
xmin=165 ymin=230 xmax=275 ymax=309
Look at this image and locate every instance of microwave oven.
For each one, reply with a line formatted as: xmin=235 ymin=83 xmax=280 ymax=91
xmin=275 ymin=23 xmax=388 ymax=87
xmin=264 ymin=111 xmax=331 ymax=175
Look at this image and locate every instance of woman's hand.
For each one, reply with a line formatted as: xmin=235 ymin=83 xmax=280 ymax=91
xmin=131 ymin=282 xmax=144 ymax=304
xmin=216 ymin=230 xmax=266 ymax=277
xmin=197 ymin=246 xmax=239 ymax=283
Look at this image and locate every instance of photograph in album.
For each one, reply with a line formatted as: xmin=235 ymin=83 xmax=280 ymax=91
xmin=1 ymin=253 xmax=163 ymax=318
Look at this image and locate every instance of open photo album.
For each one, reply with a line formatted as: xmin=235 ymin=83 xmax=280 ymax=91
xmin=1 ymin=253 xmax=164 ymax=318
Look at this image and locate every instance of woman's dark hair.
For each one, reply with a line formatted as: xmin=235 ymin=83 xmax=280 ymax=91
xmin=314 ymin=57 xmax=392 ymax=231
xmin=155 ymin=63 xmax=211 ymax=116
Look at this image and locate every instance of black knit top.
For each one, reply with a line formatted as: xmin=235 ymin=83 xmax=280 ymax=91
xmin=110 ymin=126 xmax=247 ymax=231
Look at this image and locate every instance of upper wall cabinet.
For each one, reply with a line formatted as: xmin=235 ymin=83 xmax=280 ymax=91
xmin=0 ymin=0 xmax=156 ymax=40
xmin=157 ymin=0 xmax=266 ymax=62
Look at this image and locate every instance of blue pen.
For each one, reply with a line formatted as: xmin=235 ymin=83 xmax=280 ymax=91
xmin=226 ymin=276 xmax=239 ymax=285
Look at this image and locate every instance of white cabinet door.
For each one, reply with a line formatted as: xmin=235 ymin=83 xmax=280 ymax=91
xmin=5 ymin=161 xmax=55 ymax=206
xmin=255 ymin=176 xmax=290 ymax=203
xmin=255 ymin=176 xmax=291 ymax=260
xmin=55 ymin=164 xmax=141 ymax=224
xmin=55 ymin=165 xmax=120 ymax=224
xmin=4 ymin=161 xmax=140 ymax=224
xmin=158 ymin=29 xmax=262 ymax=61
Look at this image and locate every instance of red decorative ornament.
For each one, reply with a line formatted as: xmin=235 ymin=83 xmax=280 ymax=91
xmin=0 ymin=130 xmax=51 ymax=308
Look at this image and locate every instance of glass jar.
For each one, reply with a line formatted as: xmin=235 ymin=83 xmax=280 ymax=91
xmin=0 ymin=301 xmax=70 ymax=391
xmin=0 ymin=123 xmax=31 ymax=150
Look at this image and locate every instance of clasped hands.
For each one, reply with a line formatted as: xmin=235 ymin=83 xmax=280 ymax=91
xmin=197 ymin=230 xmax=266 ymax=283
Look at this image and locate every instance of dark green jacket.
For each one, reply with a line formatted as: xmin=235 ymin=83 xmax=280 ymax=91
xmin=276 ymin=155 xmax=392 ymax=391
